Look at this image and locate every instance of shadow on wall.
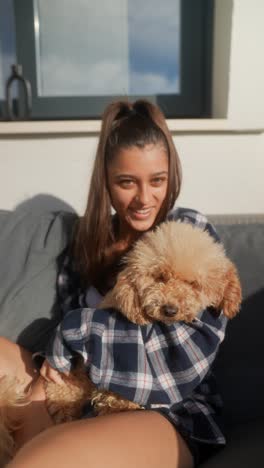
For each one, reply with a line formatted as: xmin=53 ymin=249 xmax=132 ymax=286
xmin=14 ymin=193 xmax=77 ymax=214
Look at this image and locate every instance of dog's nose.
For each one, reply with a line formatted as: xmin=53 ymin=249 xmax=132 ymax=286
xmin=162 ymin=305 xmax=178 ymax=317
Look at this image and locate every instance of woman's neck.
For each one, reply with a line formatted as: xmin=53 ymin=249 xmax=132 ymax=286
xmin=114 ymin=217 xmax=142 ymax=248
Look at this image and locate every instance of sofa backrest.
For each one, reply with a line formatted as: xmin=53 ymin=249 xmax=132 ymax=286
xmin=0 ymin=209 xmax=77 ymax=352
xmin=209 ymin=215 xmax=264 ymax=427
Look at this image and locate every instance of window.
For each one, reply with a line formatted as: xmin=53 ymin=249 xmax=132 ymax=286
xmin=0 ymin=0 xmax=214 ymax=120
xmin=0 ymin=0 xmax=17 ymax=118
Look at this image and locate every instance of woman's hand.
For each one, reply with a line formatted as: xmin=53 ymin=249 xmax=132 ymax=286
xmin=40 ymin=359 xmax=68 ymax=386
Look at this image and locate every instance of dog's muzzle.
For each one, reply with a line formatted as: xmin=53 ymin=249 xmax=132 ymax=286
xmin=161 ymin=305 xmax=178 ymax=317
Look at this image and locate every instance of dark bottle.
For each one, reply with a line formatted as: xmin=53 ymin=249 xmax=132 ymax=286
xmin=5 ymin=64 xmax=32 ymax=120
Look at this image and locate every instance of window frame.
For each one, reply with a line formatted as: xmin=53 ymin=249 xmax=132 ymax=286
xmin=12 ymin=0 xmax=214 ymax=120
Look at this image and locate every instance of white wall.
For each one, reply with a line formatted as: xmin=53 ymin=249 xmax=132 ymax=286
xmin=0 ymin=0 xmax=263 ymax=215
xmin=177 ymin=132 xmax=264 ymax=214
xmin=227 ymin=0 xmax=264 ymax=126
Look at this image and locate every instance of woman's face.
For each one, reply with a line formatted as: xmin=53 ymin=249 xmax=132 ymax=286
xmin=107 ymin=143 xmax=169 ymax=243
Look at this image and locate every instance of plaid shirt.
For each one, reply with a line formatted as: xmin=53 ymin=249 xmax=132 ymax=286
xmin=45 ymin=208 xmax=227 ymax=445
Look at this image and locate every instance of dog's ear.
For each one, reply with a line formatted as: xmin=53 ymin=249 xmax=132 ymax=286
xmin=100 ymin=271 xmax=149 ymax=324
xmin=219 ymin=262 xmax=242 ymax=319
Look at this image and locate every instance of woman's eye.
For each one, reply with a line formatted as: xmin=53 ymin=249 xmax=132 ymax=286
xmin=119 ymin=179 xmax=134 ymax=188
xmin=151 ymin=178 xmax=166 ymax=186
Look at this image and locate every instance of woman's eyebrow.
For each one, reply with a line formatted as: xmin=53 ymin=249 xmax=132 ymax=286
xmin=115 ymin=171 xmax=168 ymax=179
xmin=150 ymin=171 xmax=168 ymax=177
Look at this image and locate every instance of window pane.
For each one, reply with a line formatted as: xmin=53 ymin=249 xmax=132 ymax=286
xmin=34 ymin=0 xmax=180 ymax=97
xmin=128 ymin=0 xmax=180 ymax=95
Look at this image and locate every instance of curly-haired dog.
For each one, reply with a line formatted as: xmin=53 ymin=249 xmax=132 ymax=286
xmin=0 ymin=221 xmax=242 ymax=464
xmin=101 ymin=221 xmax=242 ymax=323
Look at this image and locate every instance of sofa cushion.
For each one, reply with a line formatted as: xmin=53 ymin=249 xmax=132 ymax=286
xmin=211 ymin=222 xmax=264 ymax=425
xmin=0 ymin=209 xmax=77 ymax=353
xmin=199 ymin=419 xmax=264 ymax=467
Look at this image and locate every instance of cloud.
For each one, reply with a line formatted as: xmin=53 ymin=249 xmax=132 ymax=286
xmin=130 ymin=70 xmax=179 ymax=95
xmin=40 ymin=55 xmax=129 ymax=96
xmin=39 ymin=54 xmax=179 ymax=97
xmin=128 ymin=0 xmax=181 ymax=75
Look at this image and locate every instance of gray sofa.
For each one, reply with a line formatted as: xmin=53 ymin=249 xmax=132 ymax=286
xmin=0 ymin=208 xmax=263 ymax=467
xmin=201 ymin=214 xmax=264 ymax=467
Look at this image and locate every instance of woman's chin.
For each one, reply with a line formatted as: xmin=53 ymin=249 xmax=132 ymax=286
xmin=128 ymin=216 xmax=156 ymax=233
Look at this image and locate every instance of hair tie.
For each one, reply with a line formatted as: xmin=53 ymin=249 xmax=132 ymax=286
xmin=127 ymin=107 xmax=137 ymax=117
xmin=112 ymin=106 xmax=137 ymax=129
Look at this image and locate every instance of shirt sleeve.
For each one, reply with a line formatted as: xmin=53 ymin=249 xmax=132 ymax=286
xmin=168 ymin=207 xmax=220 ymax=243
xmin=45 ymin=304 xmax=227 ymax=408
xmin=46 ymin=208 xmax=227 ymax=408
xmin=57 ymin=249 xmax=84 ymax=315
xmin=57 ymin=250 xmax=103 ymax=314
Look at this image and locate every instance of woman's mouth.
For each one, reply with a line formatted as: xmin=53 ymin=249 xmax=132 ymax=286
xmin=129 ymin=208 xmax=153 ymax=219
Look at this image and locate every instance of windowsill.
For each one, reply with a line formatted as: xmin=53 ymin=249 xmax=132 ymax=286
xmin=0 ymin=119 xmax=263 ymax=136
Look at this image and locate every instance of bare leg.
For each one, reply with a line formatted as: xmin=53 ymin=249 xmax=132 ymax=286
xmin=12 ymin=377 xmax=54 ymax=450
xmin=0 ymin=337 xmax=54 ymax=450
xmin=0 ymin=337 xmax=38 ymax=392
xmin=8 ymin=411 xmax=194 ymax=468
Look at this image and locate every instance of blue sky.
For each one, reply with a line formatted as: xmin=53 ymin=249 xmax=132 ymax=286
xmin=128 ymin=0 xmax=180 ymax=94
xmin=0 ymin=0 xmax=181 ymax=98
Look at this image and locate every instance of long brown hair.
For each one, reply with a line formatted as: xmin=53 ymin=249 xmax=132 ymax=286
xmin=74 ymin=99 xmax=182 ymax=286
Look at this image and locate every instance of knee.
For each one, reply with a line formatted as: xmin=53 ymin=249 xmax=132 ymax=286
xmin=0 ymin=337 xmax=16 ymax=376
xmin=0 ymin=337 xmax=34 ymax=382
xmin=0 ymin=336 xmax=14 ymax=347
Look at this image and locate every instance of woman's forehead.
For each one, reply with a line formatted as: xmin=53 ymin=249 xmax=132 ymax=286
xmin=108 ymin=144 xmax=168 ymax=173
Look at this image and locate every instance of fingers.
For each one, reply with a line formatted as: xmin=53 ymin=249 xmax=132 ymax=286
xmin=40 ymin=360 xmax=66 ymax=386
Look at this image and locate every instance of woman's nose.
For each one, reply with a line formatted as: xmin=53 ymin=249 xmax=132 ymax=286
xmin=135 ymin=185 xmax=151 ymax=204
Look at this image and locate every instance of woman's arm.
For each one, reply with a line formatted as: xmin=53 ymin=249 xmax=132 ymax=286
xmin=45 ymin=208 xmax=227 ymax=406
xmin=44 ymin=304 xmax=227 ymax=408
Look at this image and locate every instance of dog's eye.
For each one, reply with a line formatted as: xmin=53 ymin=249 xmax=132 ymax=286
xmin=190 ymin=280 xmax=202 ymax=290
xmin=155 ymin=273 xmax=168 ymax=282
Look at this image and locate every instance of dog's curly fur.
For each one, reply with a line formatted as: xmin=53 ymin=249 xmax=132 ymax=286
xmin=0 ymin=221 xmax=242 ymax=464
xmin=101 ymin=221 xmax=242 ymax=323
xmin=0 ymin=376 xmax=30 ymax=466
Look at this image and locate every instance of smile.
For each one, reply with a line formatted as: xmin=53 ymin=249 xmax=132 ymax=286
xmin=130 ymin=208 xmax=152 ymax=219
xmin=134 ymin=208 xmax=151 ymax=214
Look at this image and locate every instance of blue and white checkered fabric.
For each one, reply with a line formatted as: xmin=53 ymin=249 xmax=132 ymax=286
xmin=45 ymin=208 xmax=227 ymax=445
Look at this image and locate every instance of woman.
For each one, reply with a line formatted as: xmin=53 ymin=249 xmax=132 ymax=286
xmin=1 ymin=100 xmax=226 ymax=467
